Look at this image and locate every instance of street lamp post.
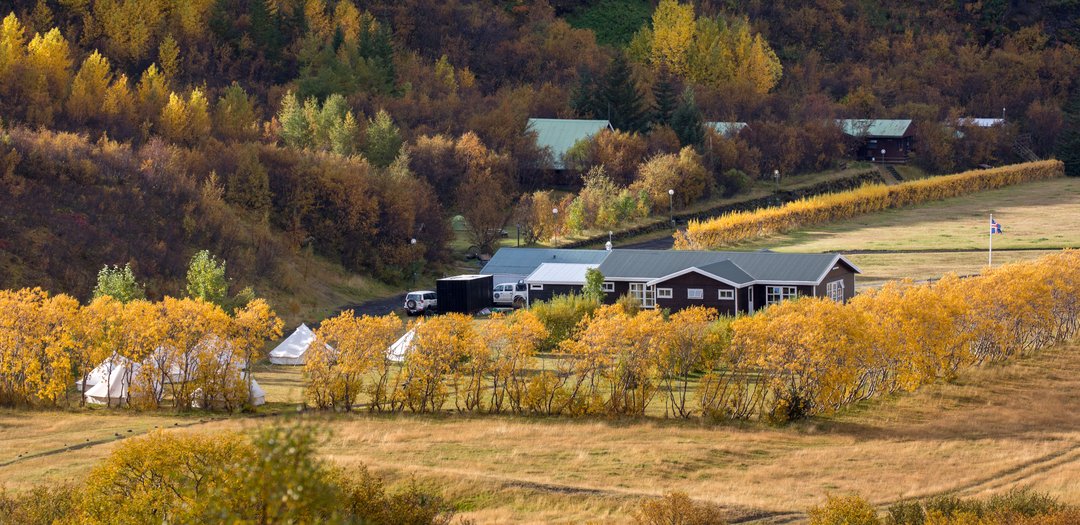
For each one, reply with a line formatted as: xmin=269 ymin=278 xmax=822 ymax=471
xmin=605 ymin=230 xmax=613 ymax=251
xmin=409 ymin=238 xmax=418 ymax=286
xmin=773 ymin=169 xmax=780 ymax=192
xmin=881 ymin=148 xmax=886 ymax=167
xmin=515 ymin=223 xmax=521 ymax=247
xmin=667 ymin=188 xmax=675 ymax=227
xmin=551 ymin=207 xmax=559 ymax=245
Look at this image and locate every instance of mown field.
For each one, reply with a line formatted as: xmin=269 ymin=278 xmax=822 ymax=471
xmin=3 ymin=341 xmax=1080 ymax=523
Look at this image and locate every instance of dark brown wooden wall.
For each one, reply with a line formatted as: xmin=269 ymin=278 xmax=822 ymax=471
xmin=651 ymin=272 xmax=739 ymax=315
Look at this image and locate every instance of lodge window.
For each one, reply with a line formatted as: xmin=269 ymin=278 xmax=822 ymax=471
xmin=765 ymin=286 xmax=797 ymax=305
xmin=530 ymin=284 xmax=543 ymax=290
xmin=629 ymin=283 xmax=656 ymax=308
xmin=602 ymin=282 xmax=615 ymax=292
xmin=826 ymin=280 xmax=844 ymax=302
xmin=687 ymin=288 xmax=703 ymax=300
xmin=718 ymin=289 xmax=734 ymax=300
xmin=657 ymin=288 xmax=673 ymax=299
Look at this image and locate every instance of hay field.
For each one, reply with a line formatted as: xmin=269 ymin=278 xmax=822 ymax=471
xmin=3 ymin=341 xmax=1080 ymax=523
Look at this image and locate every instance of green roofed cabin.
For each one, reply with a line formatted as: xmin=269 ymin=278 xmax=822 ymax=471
xmin=838 ymin=119 xmax=914 ymax=163
xmin=527 ymin=118 xmax=613 ymax=170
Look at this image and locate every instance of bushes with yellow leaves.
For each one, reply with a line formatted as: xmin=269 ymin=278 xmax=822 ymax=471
xmin=302 ymin=252 xmax=1078 ymax=421
xmin=0 ymin=289 xmax=282 ymax=410
xmin=804 ymin=489 xmax=1076 ymax=525
xmin=0 ymin=425 xmax=458 ymax=525
xmin=733 ymin=250 xmax=1080 ymax=420
xmin=675 ymin=160 xmax=1064 ymax=250
xmin=305 ymin=309 xmax=548 ymax=414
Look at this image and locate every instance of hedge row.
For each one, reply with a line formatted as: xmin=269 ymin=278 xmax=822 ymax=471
xmin=674 ymin=160 xmax=1064 ymax=250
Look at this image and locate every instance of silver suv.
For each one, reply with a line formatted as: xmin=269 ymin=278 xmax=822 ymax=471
xmin=404 ymin=291 xmax=437 ymax=316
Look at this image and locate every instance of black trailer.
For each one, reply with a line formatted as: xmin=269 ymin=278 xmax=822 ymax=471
xmin=435 ymin=274 xmax=493 ymax=314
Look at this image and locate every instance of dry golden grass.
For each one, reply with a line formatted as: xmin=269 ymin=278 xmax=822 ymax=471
xmin=3 ymin=341 xmax=1080 ymax=523
xmin=848 ymin=250 xmax=1059 ymax=289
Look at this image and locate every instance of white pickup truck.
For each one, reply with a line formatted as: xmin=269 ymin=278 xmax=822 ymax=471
xmin=492 ymin=282 xmax=528 ymax=309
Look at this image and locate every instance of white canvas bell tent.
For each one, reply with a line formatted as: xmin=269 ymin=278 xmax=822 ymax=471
xmin=190 ymin=373 xmax=266 ymax=408
xmin=268 ymin=323 xmax=320 ymax=365
xmin=83 ymin=359 xmax=139 ymax=406
xmin=387 ymin=324 xmax=419 ymax=363
xmin=248 ymin=375 xmax=266 ymax=406
xmin=76 ymin=358 xmax=115 ymax=392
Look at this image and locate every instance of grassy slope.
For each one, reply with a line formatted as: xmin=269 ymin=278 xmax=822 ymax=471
xmin=3 ymin=341 xmax=1080 ymax=523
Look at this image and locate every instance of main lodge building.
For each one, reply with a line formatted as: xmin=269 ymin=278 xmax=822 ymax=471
xmin=481 ymin=248 xmax=860 ymax=315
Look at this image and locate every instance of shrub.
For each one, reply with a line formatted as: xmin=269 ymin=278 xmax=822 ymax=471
xmin=633 ymin=491 xmax=728 ymax=525
xmin=717 ymin=168 xmax=751 ymax=197
xmin=884 ymin=490 xmax=1070 ymax=525
xmin=615 ymin=292 xmax=642 ymax=316
xmin=632 ymin=146 xmax=713 ymax=213
xmin=62 ymin=425 xmax=456 ymax=524
xmin=0 ymin=483 xmax=77 ymax=525
xmin=530 ymin=293 xmax=600 ymax=351
xmin=808 ymin=495 xmax=881 ymax=525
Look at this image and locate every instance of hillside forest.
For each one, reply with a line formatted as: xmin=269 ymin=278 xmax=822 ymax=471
xmin=1 ymin=0 xmax=1079 ymax=301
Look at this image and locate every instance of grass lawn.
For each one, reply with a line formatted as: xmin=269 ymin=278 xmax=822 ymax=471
xmin=4 ymin=341 xmax=1080 ymax=522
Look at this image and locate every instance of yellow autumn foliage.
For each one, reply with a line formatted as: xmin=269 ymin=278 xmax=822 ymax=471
xmin=730 ymin=250 xmax=1080 ymax=420
xmin=0 ymin=290 xmax=281 ymax=410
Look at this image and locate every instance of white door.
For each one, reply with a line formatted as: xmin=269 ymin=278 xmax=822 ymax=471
xmin=748 ymin=287 xmax=754 ymax=314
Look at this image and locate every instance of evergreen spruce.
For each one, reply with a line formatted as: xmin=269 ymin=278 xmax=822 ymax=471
xmin=671 ymin=87 xmax=704 ymax=148
xmin=570 ymin=69 xmax=598 ymax=118
xmin=651 ymin=64 xmax=678 ymax=128
xmin=594 ymin=53 xmax=649 ymax=133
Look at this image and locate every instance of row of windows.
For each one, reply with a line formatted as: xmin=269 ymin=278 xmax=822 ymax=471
xmin=537 ymin=281 xmax=845 ymax=305
xmin=656 ymin=288 xmax=735 ymax=301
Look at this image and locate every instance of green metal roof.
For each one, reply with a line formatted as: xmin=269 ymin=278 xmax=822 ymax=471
xmin=527 ymin=118 xmax=612 ymax=170
xmin=837 ymin=119 xmax=913 ymax=138
xmin=481 ymin=248 xmax=859 ymax=287
xmin=705 ymin=122 xmax=748 ymax=136
xmin=696 ymin=260 xmax=754 ymax=284
xmin=598 ymin=249 xmax=857 ymax=284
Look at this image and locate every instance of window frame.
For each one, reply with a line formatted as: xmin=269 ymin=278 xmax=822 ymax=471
xmin=656 ymin=287 xmax=673 ymax=299
xmin=765 ymin=285 xmax=798 ymax=305
xmin=718 ymin=289 xmax=735 ymax=301
xmin=826 ymin=280 xmax=844 ymax=302
xmin=602 ymin=282 xmax=615 ymax=293
xmin=687 ymin=288 xmax=704 ymax=300
xmin=529 ymin=283 xmax=544 ymax=291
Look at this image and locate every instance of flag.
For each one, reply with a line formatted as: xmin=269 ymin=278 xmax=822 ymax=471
xmin=990 ymin=218 xmax=1003 ymax=234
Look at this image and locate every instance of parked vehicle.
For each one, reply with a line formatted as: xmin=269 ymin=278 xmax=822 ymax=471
xmin=493 ymin=282 xmax=528 ymax=308
xmin=404 ymin=291 xmax=437 ymax=315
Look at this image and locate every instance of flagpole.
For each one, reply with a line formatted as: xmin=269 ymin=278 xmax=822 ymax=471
xmin=988 ymin=213 xmax=993 ymax=268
